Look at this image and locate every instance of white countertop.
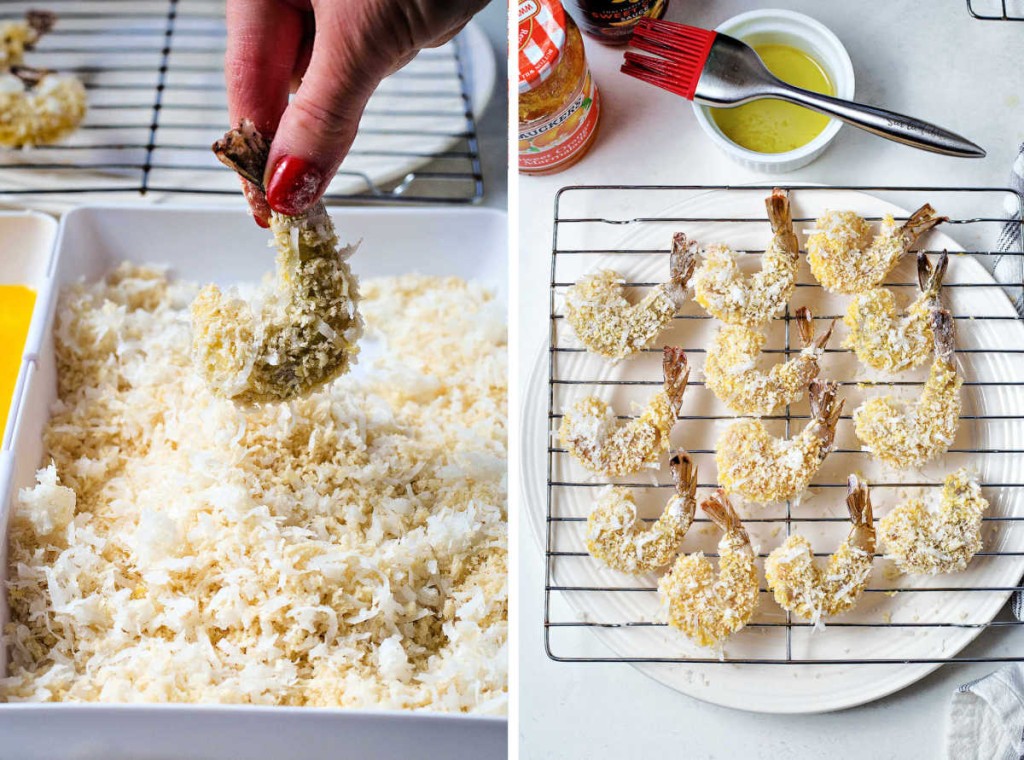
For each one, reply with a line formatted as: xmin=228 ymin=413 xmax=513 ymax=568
xmin=516 ymin=1 xmax=1024 ymax=757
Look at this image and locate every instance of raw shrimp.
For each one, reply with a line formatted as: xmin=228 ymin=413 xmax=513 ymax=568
xmin=0 ymin=66 xmax=86 ymax=147
xmin=765 ymin=474 xmax=876 ymax=624
xmin=878 ymin=468 xmax=988 ymax=574
xmin=853 ymin=309 xmax=961 ymax=469
xmin=586 ymin=450 xmax=698 ymax=573
xmin=843 ymin=252 xmax=949 ymax=372
xmin=0 ymin=11 xmax=54 ymax=67
xmin=692 ymin=188 xmax=800 ymax=328
xmin=192 ymin=121 xmax=364 ymax=404
xmin=560 ymin=347 xmax=689 ymax=477
xmin=658 ymin=489 xmax=759 ymax=648
xmin=807 ymin=204 xmax=946 ymax=294
xmin=704 ymin=306 xmax=835 ymax=416
xmin=564 ymin=233 xmax=697 ymax=359
xmin=716 ymin=379 xmax=844 ymax=504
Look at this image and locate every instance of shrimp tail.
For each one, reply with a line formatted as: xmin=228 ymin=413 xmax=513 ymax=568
xmin=701 ymin=489 xmax=747 ymax=542
xmin=846 ymin=474 xmax=876 ymax=553
xmin=794 ymin=306 xmax=835 ymax=351
xmin=669 ymin=449 xmax=697 ymax=499
xmin=766 ymin=187 xmax=799 ymax=260
xmin=668 ymin=233 xmax=698 ymax=307
xmin=212 ymin=119 xmax=270 ymax=189
xmin=662 ymin=346 xmax=690 ymax=414
xmin=809 ymin=378 xmax=844 ymax=450
xmin=901 ymin=204 xmax=947 ymax=244
xmin=917 ymin=250 xmax=949 ymax=302
xmin=931 ymin=307 xmax=956 ymax=364
xmin=27 ymin=10 xmax=56 ymax=39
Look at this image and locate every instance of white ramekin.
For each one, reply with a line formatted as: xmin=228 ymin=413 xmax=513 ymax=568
xmin=691 ymin=9 xmax=855 ymax=173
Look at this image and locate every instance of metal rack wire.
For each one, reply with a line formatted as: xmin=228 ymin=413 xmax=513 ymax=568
xmin=966 ymin=0 xmax=1024 ymax=20
xmin=544 ymin=184 xmax=1024 ymax=665
xmin=0 ymin=0 xmax=484 ymax=204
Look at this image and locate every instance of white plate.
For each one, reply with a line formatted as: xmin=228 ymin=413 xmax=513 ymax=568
xmin=521 ymin=187 xmax=1024 ymax=713
xmin=0 ymin=205 xmax=507 ymax=759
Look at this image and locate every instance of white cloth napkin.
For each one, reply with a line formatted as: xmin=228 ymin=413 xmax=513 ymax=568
xmin=946 ymin=145 xmax=1024 ymax=760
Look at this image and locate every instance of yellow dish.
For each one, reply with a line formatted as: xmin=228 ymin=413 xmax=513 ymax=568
xmin=0 ymin=284 xmax=35 ymax=434
xmin=710 ymin=43 xmax=834 ymax=154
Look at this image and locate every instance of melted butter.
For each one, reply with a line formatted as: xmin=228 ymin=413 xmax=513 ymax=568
xmin=0 ymin=285 xmax=36 ymax=434
xmin=711 ymin=44 xmax=834 ymax=154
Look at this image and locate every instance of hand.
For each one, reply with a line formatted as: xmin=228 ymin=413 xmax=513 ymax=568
xmin=225 ymin=0 xmax=488 ymax=225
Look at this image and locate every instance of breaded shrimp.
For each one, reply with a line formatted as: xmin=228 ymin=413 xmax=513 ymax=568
xmin=716 ymin=379 xmax=844 ymax=504
xmin=844 ymin=252 xmax=949 ymax=372
xmin=765 ymin=475 xmax=876 ymax=625
xmin=192 ymin=121 xmax=363 ymax=404
xmin=0 ymin=11 xmax=54 ymax=67
xmin=564 ymin=233 xmax=697 ymax=359
xmin=0 ymin=66 xmax=86 ymax=147
xmin=704 ymin=306 xmax=835 ymax=417
xmin=586 ymin=450 xmax=698 ymax=573
xmin=806 ymin=204 xmax=946 ymax=294
xmin=693 ymin=188 xmax=800 ymax=328
xmin=659 ymin=489 xmax=759 ymax=648
xmin=878 ymin=468 xmax=987 ymax=575
xmin=560 ymin=347 xmax=689 ymax=477
xmin=853 ymin=309 xmax=961 ymax=469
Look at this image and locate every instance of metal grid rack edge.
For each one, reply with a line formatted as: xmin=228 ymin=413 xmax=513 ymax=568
xmin=544 ymin=183 xmax=1024 ymax=666
xmin=966 ymin=0 xmax=1024 ymax=21
xmin=0 ymin=0 xmax=485 ymax=205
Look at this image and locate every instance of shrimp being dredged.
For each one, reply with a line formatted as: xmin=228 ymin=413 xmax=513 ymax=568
xmin=844 ymin=252 xmax=949 ymax=372
xmin=693 ymin=188 xmax=800 ymax=328
xmin=807 ymin=203 xmax=946 ymax=294
xmin=586 ymin=450 xmax=698 ymax=574
xmin=191 ymin=121 xmax=363 ymax=404
xmin=878 ymin=468 xmax=988 ymax=575
xmin=853 ymin=309 xmax=961 ymax=469
xmin=564 ymin=234 xmax=697 ymax=359
xmin=704 ymin=306 xmax=835 ymax=416
xmin=765 ymin=475 xmax=876 ymax=625
xmin=716 ymin=379 xmax=844 ymax=504
xmin=0 ymin=10 xmax=54 ymax=67
xmin=659 ymin=489 xmax=759 ymax=649
xmin=560 ymin=347 xmax=689 ymax=477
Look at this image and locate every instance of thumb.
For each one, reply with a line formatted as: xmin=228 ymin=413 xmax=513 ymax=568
xmin=264 ymin=6 xmax=396 ymax=215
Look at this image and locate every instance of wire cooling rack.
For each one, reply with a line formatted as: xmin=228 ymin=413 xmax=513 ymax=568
xmin=966 ymin=0 xmax=1024 ymax=20
xmin=0 ymin=0 xmax=485 ymax=204
xmin=544 ymin=184 xmax=1024 ymax=666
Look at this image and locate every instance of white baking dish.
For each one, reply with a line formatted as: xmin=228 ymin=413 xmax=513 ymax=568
xmin=0 ymin=205 xmax=507 ymax=760
xmin=0 ymin=211 xmax=58 ymax=453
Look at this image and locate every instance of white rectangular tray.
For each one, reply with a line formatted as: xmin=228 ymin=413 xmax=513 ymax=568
xmin=0 ymin=205 xmax=508 ymax=760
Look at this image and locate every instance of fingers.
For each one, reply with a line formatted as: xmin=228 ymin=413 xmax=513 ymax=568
xmin=225 ymin=0 xmax=305 ymax=225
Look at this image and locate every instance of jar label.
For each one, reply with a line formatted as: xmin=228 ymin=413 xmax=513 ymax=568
xmin=519 ymin=70 xmax=600 ymax=171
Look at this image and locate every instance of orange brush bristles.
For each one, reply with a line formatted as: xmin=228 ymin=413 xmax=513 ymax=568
xmin=621 ymin=18 xmax=716 ymax=100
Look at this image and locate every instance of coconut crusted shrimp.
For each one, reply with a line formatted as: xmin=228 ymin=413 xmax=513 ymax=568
xmin=844 ymin=252 xmax=949 ymax=372
xmin=717 ymin=379 xmax=844 ymax=504
xmin=564 ymin=233 xmax=697 ymax=359
xmin=560 ymin=347 xmax=689 ymax=476
xmin=658 ymin=489 xmax=759 ymax=648
xmin=692 ymin=188 xmax=800 ymax=328
xmin=704 ymin=306 xmax=835 ymax=416
xmin=807 ymin=204 xmax=946 ymax=294
xmin=854 ymin=309 xmax=962 ymax=469
xmin=0 ymin=66 xmax=86 ymax=147
xmin=878 ymin=468 xmax=988 ymax=574
xmin=765 ymin=475 xmax=876 ymax=624
xmin=192 ymin=121 xmax=363 ymax=404
xmin=0 ymin=11 xmax=54 ymax=67
xmin=586 ymin=450 xmax=698 ymax=573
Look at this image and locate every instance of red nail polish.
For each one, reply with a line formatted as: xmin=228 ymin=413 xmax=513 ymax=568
xmin=266 ymin=156 xmax=324 ymax=216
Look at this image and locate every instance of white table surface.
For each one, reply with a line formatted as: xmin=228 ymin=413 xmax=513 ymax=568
xmin=516 ymin=2 xmax=1024 ymax=757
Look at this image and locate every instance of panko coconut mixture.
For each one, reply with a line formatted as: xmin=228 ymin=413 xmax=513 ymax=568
xmin=2 ymin=264 xmax=507 ymax=712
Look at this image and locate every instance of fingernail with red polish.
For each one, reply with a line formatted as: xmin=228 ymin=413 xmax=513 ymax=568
xmin=241 ymin=178 xmax=271 ymax=228
xmin=266 ymin=156 xmax=324 ymax=216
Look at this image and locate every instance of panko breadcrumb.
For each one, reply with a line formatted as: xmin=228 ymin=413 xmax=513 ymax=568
xmin=2 ymin=266 xmax=507 ymax=712
xmin=0 ymin=70 xmax=86 ymax=147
